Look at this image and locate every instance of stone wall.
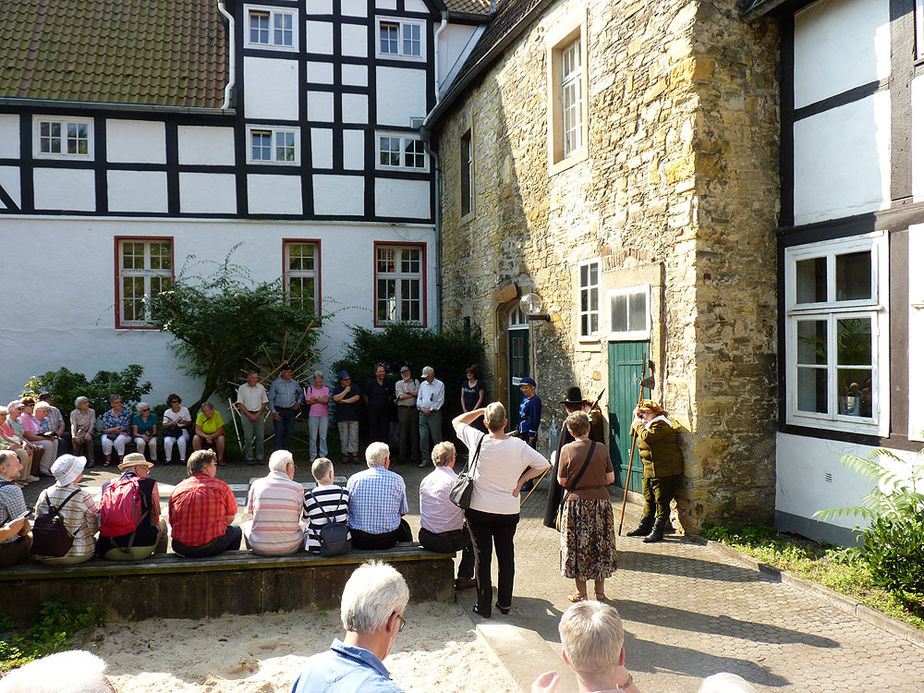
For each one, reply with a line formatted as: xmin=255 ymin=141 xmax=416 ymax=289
xmin=436 ymin=0 xmax=780 ymax=529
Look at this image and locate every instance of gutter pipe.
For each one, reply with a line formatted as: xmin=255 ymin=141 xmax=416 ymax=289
xmin=217 ymin=1 xmax=236 ymax=110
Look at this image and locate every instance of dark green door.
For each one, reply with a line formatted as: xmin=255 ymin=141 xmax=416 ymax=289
xmin=607 ymin=341 xmax=650 ymax=493
xmin=508 ymin=328 xmax=529 ymax=418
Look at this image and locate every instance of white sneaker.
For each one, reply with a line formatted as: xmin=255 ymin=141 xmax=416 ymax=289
xmin=28 ymin=475 xmax=40 ymax=482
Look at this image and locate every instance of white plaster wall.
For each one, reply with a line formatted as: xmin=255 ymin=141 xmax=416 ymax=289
xmin=342 ymin=64 xmax=368 ymax=87
xmin=343 ymin=130 xmax=365 ymax=170
xmin=244 ymin=57 xmax=300 ymax=121
xmin=405 ymin=0 xmax=428 ymax=13
xmin=307 ymin=91 xmax=335 ymax=122
xmin=912 ymin=76 xmax=924 ymax=203
xmin=0 ymin=167 xmax=21 ymax=208
xmin=375 ymin=0 xmax=397 ymax=9
xmin=179 ymin=172 xmax=237 ymax=214
xmin=177 ymin=126 xmax=235 ymax=166
xmin=314 ymin=175 xmax=364 ymax=215
xmin=247 ymin=175 xmax=303 ymax=214
xmin=376 ymin=67 xmax=427 ymax=126
xmin=440 ymin=25 xmax=480 ymax=91
xmin=307 ymin=20 xmax=333 ymax=54
xmin=341 ymin=0 xmax=366 ymax=17
xmin=341 ymin=24 xmax=368 ymax=58
xmin=307 ymin=0 xmax=332 ymax=13
xmin=375 ymin=178 xmax=429 ymax=218
xmin=793 ymin=0 xmax=890 ymax=108
xmin=307 ymin=61 xmax=334 ymax=84
xmin=342 ymin=93 xmax=369 ymax=124
xmin=34 ymin=169 xmax=95 ymax=211
xmin=909 ymin=225 xmax=924 ymax=441
xmin=0 ymin=115 xmax=19 ymax=158
xmin=108 ymin=171 xmax=168 ymax=213
xmin=776 ymin=431 xmax=921 ymax=532
xmin=311 ymin=129 xmax=333 ymax=168
xmin=106 ymin=120 xmax=166 ymax=164
xmin=793 ymin=91 xmax=890 ymax=225
xmin=0 ymin=216 xmax=437 ymax=404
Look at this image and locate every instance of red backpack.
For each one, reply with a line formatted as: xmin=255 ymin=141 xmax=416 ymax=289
xmin=99 ymin=476 xmax=145 ymax=538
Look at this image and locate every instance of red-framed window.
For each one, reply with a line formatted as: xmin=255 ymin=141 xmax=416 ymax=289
xmin=114 ymin=237 xmax=174 ymax=329
xmin=283 ymin=239 xmax=321 ymax=316
xmin=374 ymin=242 xmax=426 ymax=326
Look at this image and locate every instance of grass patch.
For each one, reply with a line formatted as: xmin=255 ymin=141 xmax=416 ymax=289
xmin=0 ymin=600 xmax=104 ymax=673
xmin=702 ymin=522 xmax=924 ymax=631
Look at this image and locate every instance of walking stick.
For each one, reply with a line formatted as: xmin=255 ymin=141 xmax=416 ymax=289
xmin=617 ymin=356 xmax=652 ymax=535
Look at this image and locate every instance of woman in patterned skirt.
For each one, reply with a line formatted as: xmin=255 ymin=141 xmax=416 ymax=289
xmin=558 ymin=411 xmax=618 ymax=602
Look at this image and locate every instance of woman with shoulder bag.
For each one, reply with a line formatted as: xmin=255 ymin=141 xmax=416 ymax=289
xmin=558 ymin=411 xmax=618 ymax=602
xmin=452 ymin=403 xmax=550 ymax=618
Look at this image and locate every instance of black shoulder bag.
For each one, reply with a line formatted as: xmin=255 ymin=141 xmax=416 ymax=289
xmin=555 ymin=442 xmax=596 ymax=532
xmin=308 ymin=489 xmax=351 ymax=557
xmin=449 ymin=434 xmax=485 ymax=509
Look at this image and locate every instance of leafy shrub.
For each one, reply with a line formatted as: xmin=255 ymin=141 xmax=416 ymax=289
xmin=23 ymin=365 xmax=152 ymax=419
xmin=0 ymin=600 xmax=104 ymax=673
xmin=859 ymin=515 xmax=924 ymax=594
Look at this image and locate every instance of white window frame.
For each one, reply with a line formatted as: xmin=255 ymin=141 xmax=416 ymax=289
xmin=374 ymin=244 xmax=424 ymax=326
xmin=546 ymin=16 xmax=588 ymax=173
xmin=916 ymin=0 xmax=924 ymax=60
xmin=607 ymin=285 xmax=650 ymax=341
xmin=561 ymin=38 xmax=583 ymax=159
xmin=375 ymin=131 xmax=428 ymax=171
xmin=579 ymin=259 xmax=600 ymax=340
xmin=283 ymin=241 xmax=320 ymax=315
xmin=375 ymin=17 xmax=426 ymax=61
xmin=116 ymin=238 xmax=173 ymax=328
xmin=246 ymin=125 xmax=300 ymax=165
xmin=33 ymin=116 xmax=93 ymax=160
xmin=783 ymin=233 xmax=889 ymax=435
xmin=244 ymin=5 xmax=298 ymax=51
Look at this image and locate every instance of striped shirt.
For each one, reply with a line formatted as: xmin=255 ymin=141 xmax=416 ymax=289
xmin=302 ymin=483 xmax=350 ymax=552
xmin=419 ymin=466 xmax=465 ymax=534
xmin=169 ymin=473 xmax=238 ymax=547
xmin=34 ymin=483 xmax=100 ymax=558
xmin=347 ymin=466 xmax=408 ymax=534
xmin=0 ymin=481 xmax=28 ymax=545
xmin=246 ymin=471 xmax=305 ymax=555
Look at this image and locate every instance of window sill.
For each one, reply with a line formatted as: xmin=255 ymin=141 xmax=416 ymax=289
xmin=549 ymin=147 xmax=587 ymax=176
xmin=786 ymin=414 xmax=884 ymax=437
xmin=460 ymin=211 xmax=475 ymax=225
xmin=576 ymin=338 xmax=601 ymax=353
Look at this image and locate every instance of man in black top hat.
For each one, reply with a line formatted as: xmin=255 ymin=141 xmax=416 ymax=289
xmin=543 ymin=386 xmax=606 ymax=529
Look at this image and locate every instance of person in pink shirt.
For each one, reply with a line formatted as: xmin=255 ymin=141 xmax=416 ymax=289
xmin=305 ymin=371 xmax=330 ymax=461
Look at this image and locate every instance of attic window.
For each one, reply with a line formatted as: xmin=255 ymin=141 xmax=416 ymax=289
xmin=246 ymin=6 xmax=297 ymax=51
xmin=376 ymin=18 xmax=425 ymax=60
xmin=34 ymin=116 xmax=93 ymax=160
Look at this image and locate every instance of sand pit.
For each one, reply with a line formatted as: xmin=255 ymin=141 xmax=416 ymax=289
xmin=91 ymin=602 xmax=517 ymax=692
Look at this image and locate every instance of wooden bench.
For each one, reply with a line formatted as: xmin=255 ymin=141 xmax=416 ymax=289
xmin=0 ymin=547 xmax=454 ymax=621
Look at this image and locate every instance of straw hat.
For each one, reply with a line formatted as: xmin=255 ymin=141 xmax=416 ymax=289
xmin=51 ymin=454 xmax=87 ymax=486
xmin=118 ymin=452 xmax=154 ymax=471
xmin=637 ymin=399 xmax=665 ymax=415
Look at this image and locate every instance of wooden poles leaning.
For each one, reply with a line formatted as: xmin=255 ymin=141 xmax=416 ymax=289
xmin=617 ymin=356 xmax=652 ymax=535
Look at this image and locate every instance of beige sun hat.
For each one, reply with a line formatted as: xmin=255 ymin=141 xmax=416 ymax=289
xmin=118 ymin=452 xmax=154 ymax=471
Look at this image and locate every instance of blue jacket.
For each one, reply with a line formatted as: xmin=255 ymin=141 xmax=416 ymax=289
xmin=291 ymin=638 xmax=402 ymax=693
xmin=517 ymin=395 xmax=542 ymax=437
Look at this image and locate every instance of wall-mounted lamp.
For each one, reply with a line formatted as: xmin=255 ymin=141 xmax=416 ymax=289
xmin=520 ymin=292 xmax=550 ymax=321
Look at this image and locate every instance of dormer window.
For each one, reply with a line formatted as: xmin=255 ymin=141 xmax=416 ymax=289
xmin=33 ymin=116 xmax=93 ymax=160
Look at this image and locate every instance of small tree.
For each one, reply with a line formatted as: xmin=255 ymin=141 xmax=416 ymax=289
xmin=147 ymin=250 xmax=321 ymax=414
xmin=23 ymin=365 xmax=152 ymax=418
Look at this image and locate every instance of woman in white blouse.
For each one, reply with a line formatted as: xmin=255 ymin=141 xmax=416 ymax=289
xmin=161 ymin=393 xmax=191 ymax=464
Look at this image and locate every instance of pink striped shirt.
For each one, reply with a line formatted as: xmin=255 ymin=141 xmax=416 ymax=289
xmin=246 ymin=471 xmax=305 ymax=555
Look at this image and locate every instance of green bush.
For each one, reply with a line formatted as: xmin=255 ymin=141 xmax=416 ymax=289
xmin=23 ymin=365 xmax=152 ymax=419
xmin=0 ymin=600 xmax=104 ymax=673
xmin=859 ymin=515 xmax=924 ymax=594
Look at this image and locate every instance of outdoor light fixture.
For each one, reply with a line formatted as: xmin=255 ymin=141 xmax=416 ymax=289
xmin=520 ymin=292 xmax=550 ymax=321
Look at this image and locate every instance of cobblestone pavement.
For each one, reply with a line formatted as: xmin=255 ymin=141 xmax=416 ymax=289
xmin=23 ymin=457 xmax=924 ymax=691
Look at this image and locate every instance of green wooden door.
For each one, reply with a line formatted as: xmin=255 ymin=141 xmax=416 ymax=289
xmin=508 ymin=328 xmax=529 ymax=418
xmin=607 ymin=341 xmax=650 ymax=493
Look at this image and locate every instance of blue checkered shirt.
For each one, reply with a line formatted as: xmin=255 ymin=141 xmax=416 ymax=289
xmin=347 ymin=466 xmax=408 ymax=534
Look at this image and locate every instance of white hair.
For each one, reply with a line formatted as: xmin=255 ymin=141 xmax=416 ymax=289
xmin=431 ymin=441 xmax=456 ymax=467
xmin=0 ymin=650 xmax=113 ymax=693
xmin=698 ymin=673 xmax=758 ymax=693
xmin=340 ymin=561 xmax=409 ymax=633
xmin=74 ymin=396 xmax=89 ymax=408
xmin=268 ymin=449 xmax=293 ymax=473
xmin=135 ymin=401 xmax=149 ymax=413
xmin=34 ymin=401 xmax=52 ymax=413
xmin=484 ymin=401 xmax=507 ymax=432
xmin=365 ymin=442 xmax=390 ymax=468
xmin=559 ymin=601 xmax=625 ymax=676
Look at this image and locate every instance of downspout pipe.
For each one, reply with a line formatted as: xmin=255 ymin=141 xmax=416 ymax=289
xmin=217 ymin=1 xmax=236 ymax=110
xmin=434 ymin=11 xmax=449 ymax=102
xmin=427 ymin=11 xmax=448 ymax=333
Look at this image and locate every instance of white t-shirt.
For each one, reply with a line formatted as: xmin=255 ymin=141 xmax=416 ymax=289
xmin=454 ymin=422 xmax=550 ymax=515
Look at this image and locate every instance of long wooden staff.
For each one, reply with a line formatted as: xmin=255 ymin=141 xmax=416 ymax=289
xmin=617 ymin=356 xmax=651 ymax=535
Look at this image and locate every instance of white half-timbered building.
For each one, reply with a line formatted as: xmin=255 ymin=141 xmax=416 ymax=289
xmin=0 ymin=0 xmax=490 ymax=402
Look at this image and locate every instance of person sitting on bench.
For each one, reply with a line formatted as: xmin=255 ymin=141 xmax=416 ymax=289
xmin=347 ymin=442 xmax=411 ymax=550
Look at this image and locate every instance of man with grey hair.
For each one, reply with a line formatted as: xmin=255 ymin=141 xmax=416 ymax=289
xmin=243 ymin=449 xmax=304 ymax=556
xmin=292 ymin=561 xmax=409 ymax=692
xmin=236 ymin=370 xmax=268 ymax=465
xmin=347 ymin=442 xmax=411 ymax=549
xmin=531 ymin=601 xmax=640 ymax=693
xmin=416 ymin=366 xmax=444 ymax=468
xmin=168 ymin=449 xmax=240 ymax=557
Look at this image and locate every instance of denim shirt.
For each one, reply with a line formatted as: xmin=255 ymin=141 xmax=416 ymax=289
xmin=290 ymin=638 xmax=402 ymax=693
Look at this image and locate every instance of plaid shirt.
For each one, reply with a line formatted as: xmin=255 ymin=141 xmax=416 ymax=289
xmin=0 ymin=481 xmax=28 ymax=544
xmin=347 ymin=466 xmax=408 ymax=534
xmin=34 ymin=483 xmax=99 ymax=558
xmin=169 ymin=473 xmax=238 ymax=546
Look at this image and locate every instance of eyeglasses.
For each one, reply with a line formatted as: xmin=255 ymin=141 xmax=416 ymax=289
xmin=395 ymin=613 xmax=406 ymax=631
xmin=141 ymin=408 xmax=150 ymax=412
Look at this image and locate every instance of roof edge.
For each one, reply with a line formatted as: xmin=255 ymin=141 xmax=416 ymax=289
xmin=0 ymin=97 xmax=235 ymax=116
xmin=739 ymin=0 xmax=789 ymax=21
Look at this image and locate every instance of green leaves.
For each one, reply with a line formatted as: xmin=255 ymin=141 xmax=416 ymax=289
xmin=0 ymin=600 xmax=104 ymax=673
xmin=23 ymin=365 xmax=152 ymax=417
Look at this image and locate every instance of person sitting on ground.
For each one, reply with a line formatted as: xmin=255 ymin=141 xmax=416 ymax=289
xmin=37 ymin=392 xmax=67 ymax=453
xmin=347 ymin=442 xmax=412 ymax=550
xmin=243 ymin=449 xmax=305 ymax=556
xmin=131 ymin=402 xmax=158 ymax=462
xmin=291 ymin=560 xmax=409 ymax=693
xmin=193 ymin=402 xmax=226 ymax=465
xmin=162 ymin=393 xmax=191 ymax=465
xmin=168 ymin=449 xmax=240 ymax=557
xmin=0 ymin=405 xmax=38 ymax=483
xmin=70 ymin=396 xmax=96 ymax=467
xmin=96 ymin=452 xmax=167 ymax=561
xmin=33 ymin=454 xmax=99 ymax=565
xmin=99 ymin=394 xmax=132 ymax=467
xmin=418 ymin=441 xmax=475 ymax=590
xmin=531 ymin=600 xmax=640 ymax=693
xmin=0 ymin=450 xmax=33 ymax=567
xmin=11 ymin=399 xmax=55 ymax=476
xmin=303 ymin=457 xmax=350 ymax=553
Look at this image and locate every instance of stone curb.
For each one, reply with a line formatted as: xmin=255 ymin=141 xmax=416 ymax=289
xmin=699 ymin=539 xmax=924 ymax=649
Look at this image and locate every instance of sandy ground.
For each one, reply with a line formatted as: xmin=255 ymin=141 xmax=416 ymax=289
xmin=91 ymin=601 xmax=517 ymax=692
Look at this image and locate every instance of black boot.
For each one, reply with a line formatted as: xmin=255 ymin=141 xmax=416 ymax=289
xmin=642 ymin=517 xmax=666 ymax=543
xmin=626 ymin=516 xmax=654 ymax=537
